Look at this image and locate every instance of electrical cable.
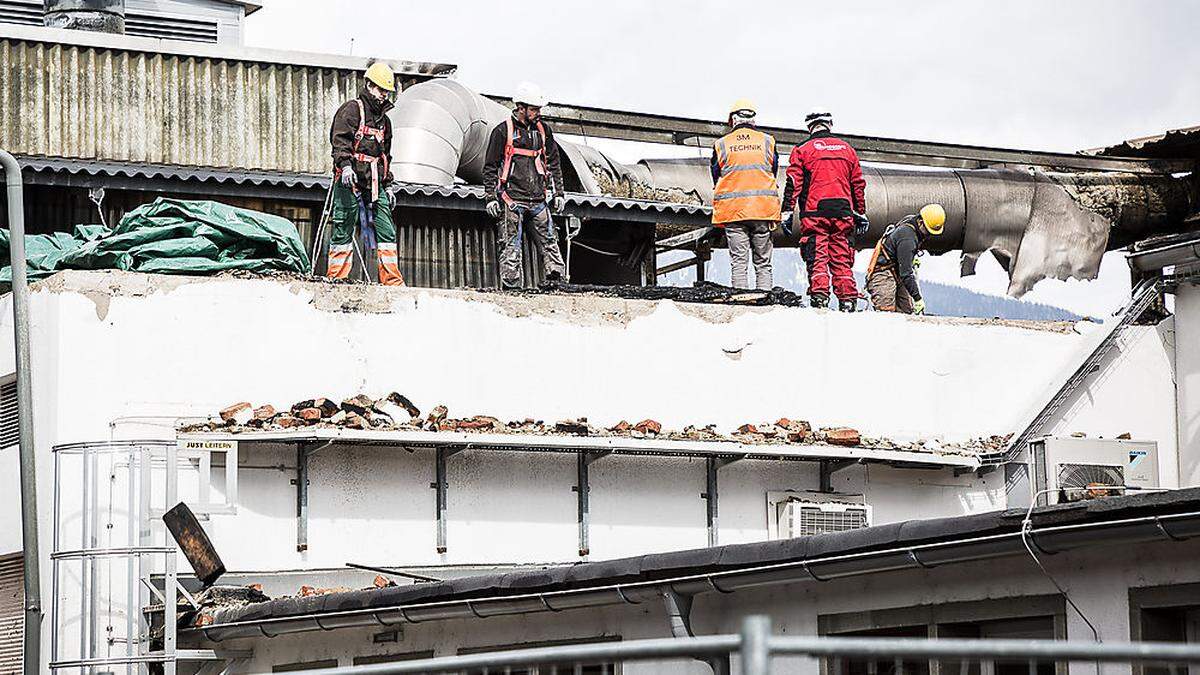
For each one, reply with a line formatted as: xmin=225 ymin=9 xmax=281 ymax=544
xmin=1021 ymin=489 xmax=1101 ymax=643
xmin=571 ymin=240 xmax=623 ymax=257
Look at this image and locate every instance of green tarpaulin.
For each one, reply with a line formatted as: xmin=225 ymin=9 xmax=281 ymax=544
xmin=0 ymin=198 xmax=310 ymax=281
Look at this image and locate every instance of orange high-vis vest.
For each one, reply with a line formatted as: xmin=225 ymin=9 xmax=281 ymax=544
xmin=712 ymin=127 xmax=781 ymax=226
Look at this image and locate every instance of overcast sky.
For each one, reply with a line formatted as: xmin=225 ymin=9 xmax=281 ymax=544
xmin=245 ymin=1 xmax=1199 ymax=316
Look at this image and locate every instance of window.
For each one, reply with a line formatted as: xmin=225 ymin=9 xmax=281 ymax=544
xmin=457 ymin=636 xmax=620 ymax=675
xmin=820 ymin=596 xmax=1066 ymax=675
xmin=1130 ymin=583 xmax=1200 ymax=675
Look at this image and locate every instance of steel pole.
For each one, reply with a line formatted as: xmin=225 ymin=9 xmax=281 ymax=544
xmin=1 ymin=149 xmax=41 ymax=675
xmin=740 ymin=615 xmax=771 ymax=675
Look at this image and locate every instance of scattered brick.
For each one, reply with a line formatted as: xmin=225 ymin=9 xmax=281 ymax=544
xmin=825 ymin=428 xmax=861 ymax=446
xmin=293 ymin=398 xmax=339 ymax=418
xmin=609 ymin=420 xmax=631 ymax=433
xmin=275 ymin=414 xmax=304 ymax=428
xmin=343 ymin=413 xmax=369 ymax=430
xmin=373 ymin=575 xmax=395 ymax=589
xmin=220 ymin=402 xmax=253 ymax=425
xmin=634 ymin=419 xmax=661 ymax=435
xmin=457 ymin=416 xmax=499 ymax=430
xmin=296 ymin=407 xmax=322 ymax=423
xmin=775 ymin=418 xmax=792 ymax=428
xmin=247 ymin=583 xmax=263 ymax=592
xmin=382 ymin=392 xmax=421 ymax=419
xmin=341 ymin=394 xmax=375 ymax=416
xmin=555 ymin=419 xmax=590 ymax=435
xmin=253 ymin=405 xmax=277 ymax=421
xmin=427 ymin=405 xmax=448 ymax=429
xmin=193 ymin=613 xmax=214 ymax=627
xmin=736 ymin=424 xmax=759 ymax=435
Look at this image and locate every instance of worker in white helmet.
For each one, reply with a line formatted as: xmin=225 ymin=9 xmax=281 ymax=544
xmin=482 ymin=82 xmax=567 ymax=289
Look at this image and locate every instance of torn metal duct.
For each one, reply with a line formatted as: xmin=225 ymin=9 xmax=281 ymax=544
xmin=389 ymin=80 xmax=1195 ymax=296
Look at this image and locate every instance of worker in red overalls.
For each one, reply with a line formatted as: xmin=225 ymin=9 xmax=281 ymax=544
xmin=327 ymin=61 xmax=404 ymax=285
xmin=783 ymin=108 xmax=867 ymax=311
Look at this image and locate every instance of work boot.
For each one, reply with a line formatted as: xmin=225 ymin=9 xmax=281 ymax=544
xmin=545 ymin=270 xmax=563 ymax=283
xmin=809 ymin=294 xmax=829 ymax=309
xmin=839 ymin=299 xmax=858 ymax=313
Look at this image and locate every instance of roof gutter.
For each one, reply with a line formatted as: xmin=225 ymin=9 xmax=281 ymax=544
xmin=194 ymin=509 xmax=1200 ymax=642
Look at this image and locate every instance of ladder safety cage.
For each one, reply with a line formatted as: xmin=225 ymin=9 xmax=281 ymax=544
xmin=49 ymin=439 xmax=246 ymax=674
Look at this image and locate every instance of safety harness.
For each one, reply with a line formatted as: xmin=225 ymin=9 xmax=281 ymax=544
xmin=347 ymin=99 xmax=390 ymax=203
xmin=497 ymin=116 xmax=551 ymax=206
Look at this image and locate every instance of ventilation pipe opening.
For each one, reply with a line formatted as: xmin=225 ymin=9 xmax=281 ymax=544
xmin=44 ymin=0 xmax=126 ymax=34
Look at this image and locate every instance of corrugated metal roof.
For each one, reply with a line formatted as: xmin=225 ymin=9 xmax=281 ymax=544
xmin=0 ymin=25 xmax=454 ymax=175
xmin=16 ymin=155 xmax=712 ymax=226
xmin=18 ymin=154 xmax=328 ymax=190
xmin=390 ymin=182 xmax=712 ymax=219
xmin=1087 ymin=124 xmax=1200 ymax=160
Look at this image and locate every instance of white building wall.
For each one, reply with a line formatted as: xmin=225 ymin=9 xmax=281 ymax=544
xmin=0 ymin=271 xmax=1186 ymax=672
xmin=1176 ymin=283 xmax=1200 ymax=487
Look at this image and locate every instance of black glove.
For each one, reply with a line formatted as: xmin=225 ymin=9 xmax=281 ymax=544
xmin=853 ymin=212 xmax=870 ymax=236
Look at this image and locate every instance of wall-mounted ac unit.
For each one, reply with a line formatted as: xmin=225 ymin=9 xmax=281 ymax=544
xmin=1030 ymin=437 xmax=1159 ymax=506
xmin=779 ymin=500 xmax=871 ymax=538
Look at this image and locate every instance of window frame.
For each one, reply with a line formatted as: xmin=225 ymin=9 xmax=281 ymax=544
xmin=818 ymin=595 xmax=1068 ymax=675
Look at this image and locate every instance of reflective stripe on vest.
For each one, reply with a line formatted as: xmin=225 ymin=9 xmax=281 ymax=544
xmin=498 ymin=116 xmax=550 ymax=203
xmin=712 ymin=127 xmax=781 ymax=225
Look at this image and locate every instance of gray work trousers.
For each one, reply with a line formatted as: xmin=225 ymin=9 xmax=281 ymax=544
xmin=499 ymin=200 xmax=567 ymax=288
xmin=725 ymin=220 xmax=774 ymax=290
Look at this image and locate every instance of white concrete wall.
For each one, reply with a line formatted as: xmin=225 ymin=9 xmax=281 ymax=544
xmin=213 ymin=537 xmax=1200 ymax=675
xmin=1177 ymin=283 xmax=1200 ymax=487
xmin=0 ymin=446 xmax=19 ymax=555
xmin=1047 ymin=320 xmax=1180 ymax=489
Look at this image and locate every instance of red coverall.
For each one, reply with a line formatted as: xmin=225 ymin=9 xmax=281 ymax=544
xmin=784 ymin=131 xmax=866 ymax=302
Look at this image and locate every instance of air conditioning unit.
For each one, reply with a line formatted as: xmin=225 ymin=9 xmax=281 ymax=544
xmin=779 ymin=500 xmax=871 ymax=538
xmin=1030 ymin=437 xmax=1159 ymax=505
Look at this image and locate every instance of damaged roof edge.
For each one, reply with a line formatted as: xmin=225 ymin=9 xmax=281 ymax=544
xmin=177 ymin=428 xmax=983 ymax=469
xmin=191 ymin=487 xmax=1200 ymax=641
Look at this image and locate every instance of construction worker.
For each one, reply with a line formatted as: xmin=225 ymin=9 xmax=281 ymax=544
xmin=866 ymin=204 xmax=946 ymax=314
xmin=483 ymin=82 xmax=567 ymax=290
xmin=327 ymin=61 xmax=404 ymax=285
xmin=783 ymin=108 xmax=866 ymax=310
xmin=710 ymin=99 xmax=781 ymax=290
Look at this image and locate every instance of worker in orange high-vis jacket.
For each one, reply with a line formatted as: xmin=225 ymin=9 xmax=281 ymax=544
xmin=327 ymin=61 xmax=404 ymax=286
xmin=710 ymin=99 xmax=782 ymax=290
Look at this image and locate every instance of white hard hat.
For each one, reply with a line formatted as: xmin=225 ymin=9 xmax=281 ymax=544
xmin=805 ymin=107 xmax=833 ymax=129
xmin=513 ymin=81 xmax=548 ymax=108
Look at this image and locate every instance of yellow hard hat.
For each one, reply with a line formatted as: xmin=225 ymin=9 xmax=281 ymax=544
xmin=919 ymin=203 xmax=947 ymax=235
xmin=365 ymin=62 xmax=396 ymax=92
xmin=729 ymin=98 xmax=756 ymax=116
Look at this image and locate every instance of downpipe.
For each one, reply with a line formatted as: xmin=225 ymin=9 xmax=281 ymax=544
xmin=1 ymin=149 xmax=41 ymax=675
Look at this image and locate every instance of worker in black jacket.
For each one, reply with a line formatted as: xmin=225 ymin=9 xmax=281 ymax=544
xmin=865 ymin=204 xmax=946 ymax=314
xmin=482 ymin=82 xmax=567 ymax=289
xmin=327 ymin=61 xmax=403 ymax=285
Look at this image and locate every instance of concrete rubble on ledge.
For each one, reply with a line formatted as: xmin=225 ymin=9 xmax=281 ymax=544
xmin=179 ymin=393 xmax=1012 ymax=458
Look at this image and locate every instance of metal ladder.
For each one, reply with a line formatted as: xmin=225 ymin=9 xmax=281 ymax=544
xmin=48 ymin=439 xmax=246 ymax=674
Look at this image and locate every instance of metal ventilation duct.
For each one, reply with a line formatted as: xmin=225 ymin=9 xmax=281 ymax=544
xmin=389 ymin=81 xmax=1195 ymax=296
xmin=43 ymin=0 xmax=125 ymax=33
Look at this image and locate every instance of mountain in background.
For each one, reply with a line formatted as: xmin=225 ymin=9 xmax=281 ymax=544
xmin=660 ymin=250 xmax=1083 ymax=321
